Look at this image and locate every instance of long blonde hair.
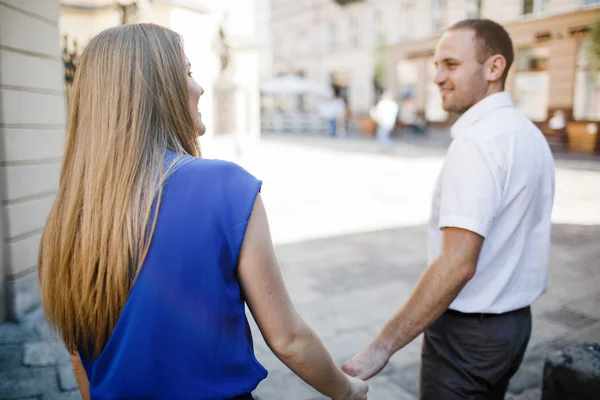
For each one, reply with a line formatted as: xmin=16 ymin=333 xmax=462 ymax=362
xmin=39 ymin=24 xmax=201 ymax=359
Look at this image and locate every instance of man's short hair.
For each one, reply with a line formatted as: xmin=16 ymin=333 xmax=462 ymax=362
xmin=449 ymin=19 xmax=514 ymax=85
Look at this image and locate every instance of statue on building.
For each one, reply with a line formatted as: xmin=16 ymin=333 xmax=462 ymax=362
xmin=116 ymin=0 xmax=139 ymax=25
xmin=212 ymin=18 xmax=237 ymax=137
xmin=215 ymin=21 xmax=232 ymax=74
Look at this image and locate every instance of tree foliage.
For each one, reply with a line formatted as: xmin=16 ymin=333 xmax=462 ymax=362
xmin=373 ymin=34 xmax=387 ymax=91
xmin=589 ymin=17 xmax=600 ymax=70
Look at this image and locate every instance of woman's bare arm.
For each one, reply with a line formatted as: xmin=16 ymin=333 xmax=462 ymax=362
xmin=237 ymin=194 xmax=367 ymax=400
xmin=71 ymin=353 xmax=90 ymax=400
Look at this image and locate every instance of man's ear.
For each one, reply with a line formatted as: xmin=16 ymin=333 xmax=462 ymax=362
xmin=484 ymin=54 xmax=507 ymax=84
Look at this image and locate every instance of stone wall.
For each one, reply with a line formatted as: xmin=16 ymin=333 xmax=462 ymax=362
xmin=0 ymin=0 xmax=65 ymax=321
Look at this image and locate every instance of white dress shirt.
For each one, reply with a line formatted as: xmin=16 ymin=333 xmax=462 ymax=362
xmin=428 ymin=92 xmax=555 ymax=314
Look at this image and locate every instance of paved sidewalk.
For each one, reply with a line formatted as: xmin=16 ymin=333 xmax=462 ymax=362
xmin=1 ymin=137 xmax=599 ymax=399
xmin=1 ymin=223 xmax=598 ymax=400
xmin=251 ymin=223 xmax=600 ymax=400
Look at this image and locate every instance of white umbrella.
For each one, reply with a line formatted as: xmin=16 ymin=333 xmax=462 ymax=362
xmin=261 ymin=75 xmax=333 ymax=97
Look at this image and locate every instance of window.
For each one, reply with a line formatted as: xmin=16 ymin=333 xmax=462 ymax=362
xmin=398 ymin=2 xmax=407 ymax=40
xmin=400 ymin=0 xmax=415 ymax=40
xmin=514 ymin=47 xmax=550 ymax=121
xmin=328 ymin=23 xmax=336 ymax=52
xmin=466 ymin=0 xmax=482 ymax=18
xmin=517 ymin=47 xmax=549 ymax=71
xmin=373 ymin=9 xmax=382 ymax=43
xmin=297 ymin=28 xmax=306 ymax=53
xmin=583 ymin=0 xmax=600 ymax=6
xmin=573 ymin=40 xmax=600 ymax=120
xmin=395 ymin=4 xmax=403 ymax=42
xmin=521 ymin=0 xmax=550 ymax=15
xmin=431 ymin=0 xmax=446 ymax=32
xmin=523 ymin=0 xmax=535 ymax=14
xmin=522 ymin=0 xmax=547 ymax=15
xmin=349 ymin=17 xmax=359 ymax=48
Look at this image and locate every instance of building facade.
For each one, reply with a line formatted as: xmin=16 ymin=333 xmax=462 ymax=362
xmin=60 ymin=0 xmax=263 ymax=155
xmin=0 ymin=0 xmax=263 ymax=321
xmin=270 ymin=0 xmax=406 ymax=115
xmin=386 ymin=0 xmax=600 ymax=152
xmin=269 ymin=0 xmax=600 ymax=151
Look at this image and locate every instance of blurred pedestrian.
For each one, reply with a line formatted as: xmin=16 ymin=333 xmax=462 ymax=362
xmin=370 ymin=92 xmax=399 ymax=152
xmin=401 ymin=95 xmax=428 ymax=136
xmin=343 ymin=19 xmax=555 ymax=400
xmin=549 ymin=109 xmax=568 ymax=147
xmin=327 ymin=95 xmax=346 ymax=137
xmin=38 ymin=24 xmax=367 ymax=400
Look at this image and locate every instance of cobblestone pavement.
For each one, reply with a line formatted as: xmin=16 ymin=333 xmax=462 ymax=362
xmin=1 ymin=135 xmax=599 ymax=399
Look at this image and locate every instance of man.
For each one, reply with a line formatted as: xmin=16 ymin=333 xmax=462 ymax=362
xmin=342 ymin=19 xmax=555 ymax=399
xmin=370 ymin=92 xmax=399 ymax=152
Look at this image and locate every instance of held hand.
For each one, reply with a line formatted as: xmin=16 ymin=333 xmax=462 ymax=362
xmin=336 ymin=375 xmax=368 ymax=400
xmin=341 ymin=343 xmax=390 ymax=380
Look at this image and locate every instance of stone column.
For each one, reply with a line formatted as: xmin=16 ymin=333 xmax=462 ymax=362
xmin=0 ymin=0 xmax=66 ymax=321
xmin=213 ymin=75 xmax=238 ymax=137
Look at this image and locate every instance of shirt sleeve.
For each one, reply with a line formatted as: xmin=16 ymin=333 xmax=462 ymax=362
xmin=438 ymin=135 xmax=504 ymax=238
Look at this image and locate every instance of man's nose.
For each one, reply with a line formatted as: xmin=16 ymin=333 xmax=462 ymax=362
xmin=434 ymin=68 xmax=446 ymax=85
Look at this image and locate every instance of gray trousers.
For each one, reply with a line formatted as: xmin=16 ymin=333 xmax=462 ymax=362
xmin=420 ymin=307 xmax=532 ymax=400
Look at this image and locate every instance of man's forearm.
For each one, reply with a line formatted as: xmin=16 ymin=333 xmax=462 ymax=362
xmin=375 ymin=257 xmax=474 ymax=356
xmin=341 ymin=228 xmax=482 ymax=380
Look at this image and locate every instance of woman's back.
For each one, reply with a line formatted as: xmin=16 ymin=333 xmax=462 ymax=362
xmin=80 ymin=153 xmax=267 ymax=399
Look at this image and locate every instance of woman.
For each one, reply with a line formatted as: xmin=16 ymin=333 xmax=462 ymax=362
xmin=39 ymin=24 xmax=368 ymax=400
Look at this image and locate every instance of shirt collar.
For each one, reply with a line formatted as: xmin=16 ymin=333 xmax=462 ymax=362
xmin=450 ymin=92 xmax=514 ymax=139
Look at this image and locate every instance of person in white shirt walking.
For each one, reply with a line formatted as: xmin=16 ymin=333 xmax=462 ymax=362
xmin=342 ymin=18 xmax=555 ymax=400
xmin=370 ymin=92 xmax=399 ymax=152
